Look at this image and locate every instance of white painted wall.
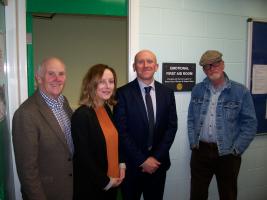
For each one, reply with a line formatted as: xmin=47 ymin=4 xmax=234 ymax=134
xmin=135 ymin=0 xmax=267 ymax=199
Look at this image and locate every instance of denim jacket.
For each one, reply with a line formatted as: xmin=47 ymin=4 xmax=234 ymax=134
xmin=187 ymin=73 xmax=257 ymax=156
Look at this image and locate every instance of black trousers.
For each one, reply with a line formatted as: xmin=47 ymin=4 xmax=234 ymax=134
xmin=121 ymin=167 xmax=167 ymax=200
xmin=190 ymin=141 xmax=241 ymax=200
xmin=73 ymin=186 xmax=117 ymax=200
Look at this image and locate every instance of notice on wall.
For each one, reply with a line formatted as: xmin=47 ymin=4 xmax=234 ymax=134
xmin=162 ymin=63 xmax=196 ymax=92
xmin=252 ymin=64 xmax=267 ymax=94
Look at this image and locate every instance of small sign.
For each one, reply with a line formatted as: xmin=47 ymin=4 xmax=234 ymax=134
xmin=162 ymin=63 xmax=196 ymax=92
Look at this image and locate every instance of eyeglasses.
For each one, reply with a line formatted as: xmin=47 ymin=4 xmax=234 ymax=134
xmin=203 ymin=60 xmax=222 ymax=71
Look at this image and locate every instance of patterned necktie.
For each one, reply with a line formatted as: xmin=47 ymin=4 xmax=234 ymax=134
xmin=144 ymin=86 xmax=154 ymax=150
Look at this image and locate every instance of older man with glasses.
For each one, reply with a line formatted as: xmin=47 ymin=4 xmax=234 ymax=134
xmin=187 ymin=50 xmax=257 ymax=200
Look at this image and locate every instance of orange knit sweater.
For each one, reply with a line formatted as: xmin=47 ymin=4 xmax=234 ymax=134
xmin=95 ymin=106 xmax=119 ymax=178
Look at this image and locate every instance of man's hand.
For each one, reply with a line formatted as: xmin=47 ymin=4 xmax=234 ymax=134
xmin=141 ymin=157 xmax=161 ymax=174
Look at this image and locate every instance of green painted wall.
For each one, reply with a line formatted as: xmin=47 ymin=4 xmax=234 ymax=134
xmin=26 ymin=13 xmax=35 ymax=96
xmin=27 ymin=0 xmax=128 ymax=16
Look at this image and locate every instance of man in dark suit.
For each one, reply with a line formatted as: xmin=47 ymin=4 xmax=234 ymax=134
xmin=12 ymin=57 xmax=73 ymax=200
xmin=114 ymin=49 xmax=178 ymax=200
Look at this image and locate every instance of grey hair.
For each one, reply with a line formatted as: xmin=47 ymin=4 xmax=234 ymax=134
xmin=35 ymin=64 xmax=44 ymax=77
xmin=35 ymin=57 xmax=64 ymax=78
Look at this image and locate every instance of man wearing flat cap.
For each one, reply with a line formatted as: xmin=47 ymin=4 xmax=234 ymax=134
xmin=187 ymin=50 xmax=257 ymax=200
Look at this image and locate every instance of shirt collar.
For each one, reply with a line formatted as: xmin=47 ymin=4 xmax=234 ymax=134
xmin=203 ymin=72 xmax=230 ymax=90
xmin=137 ymin=78 xmax=155 ymax=91
xmin=39 ymin=90 xmax=64 ymax=110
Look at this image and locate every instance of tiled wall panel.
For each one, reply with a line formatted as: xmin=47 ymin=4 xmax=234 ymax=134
xmin=138 ymin=0 xmax=267 ymax=199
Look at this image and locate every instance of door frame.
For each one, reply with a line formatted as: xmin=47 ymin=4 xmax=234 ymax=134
xmin=26 ymin=0 xmax=130 ymax=96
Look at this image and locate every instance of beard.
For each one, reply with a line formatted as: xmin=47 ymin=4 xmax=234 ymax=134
xmin=208 ymin=72 xmax=222 ymax=81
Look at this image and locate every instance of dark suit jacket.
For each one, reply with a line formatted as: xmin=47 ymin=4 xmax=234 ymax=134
xmin=113 ymin=79 xmax=178 ymax=172
xmin=12 ymin=91 xmax=73 ymax=200
xmin=71 ymin=104 xmax=122 ymax=199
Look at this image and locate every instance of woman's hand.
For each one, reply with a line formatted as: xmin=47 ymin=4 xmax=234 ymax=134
xmin=110 ymin=166 xmax=126 ymax=188
xmin=110 ymin=178 xmax=121 ymax=188
xmin=118 ymin=167 xmax=125 ymax=183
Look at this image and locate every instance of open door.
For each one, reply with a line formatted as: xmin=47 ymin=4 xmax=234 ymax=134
xmin=26 ymin=0 xmax=128 ymax=96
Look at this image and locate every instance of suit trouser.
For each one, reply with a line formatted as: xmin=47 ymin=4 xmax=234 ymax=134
xmin=121 ymin=167 xmax=166 ymax=200
xmin=190 ymin=141 xmax=241 ymax=200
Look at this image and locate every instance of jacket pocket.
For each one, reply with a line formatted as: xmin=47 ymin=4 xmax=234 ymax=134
xmin=192 ymin=97 xmax=204 ymax=115
xmin=223 ymin=101 xmax=240 ymax=120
